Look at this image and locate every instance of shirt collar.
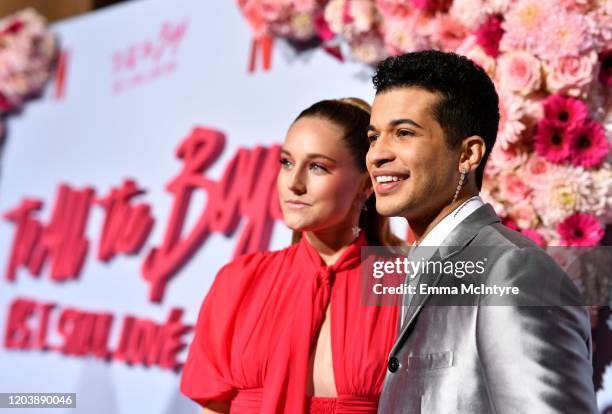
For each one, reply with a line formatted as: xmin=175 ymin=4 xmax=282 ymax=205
xmin=412 ymin=196 xmax=484 ymax=248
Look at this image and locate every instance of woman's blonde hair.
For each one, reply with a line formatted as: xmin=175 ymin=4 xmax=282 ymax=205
xmin=289 ymin=98 xmax=405 ymax=248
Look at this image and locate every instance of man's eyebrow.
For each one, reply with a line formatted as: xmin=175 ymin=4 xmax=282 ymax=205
xmin=368 ymin=118 xmax=424 ymax=131
xmin=389 ymin=118 xmax=424 ymax=129
xmin=280 ymin=148 xmax=336 ymax=162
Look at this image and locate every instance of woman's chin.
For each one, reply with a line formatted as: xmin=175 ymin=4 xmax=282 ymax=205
xmin=285 ymin=221 xmax=315 ymax=233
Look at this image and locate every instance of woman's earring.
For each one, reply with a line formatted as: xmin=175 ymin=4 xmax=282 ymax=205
xmin=352 ymin=226 xmax=362 ymax=239
xmin=362 ymin=203 xmax=368 ymax=211
xmin=451 ymin=167 xmax=468 ymax=204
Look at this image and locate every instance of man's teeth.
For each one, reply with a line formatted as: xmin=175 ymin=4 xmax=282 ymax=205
xmin=376 ymin=176 xmax=406 ymax=183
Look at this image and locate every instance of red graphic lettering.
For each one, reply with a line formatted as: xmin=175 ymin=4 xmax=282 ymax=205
xmin=34 ymin=302 xmax=55 ymax=350
xmin=3 ymin=184 xmax=95 ymax=282
xmin=3 ymin=199 xmax=45 ymax=281
xmin=96 ymin=179 xmax=154 ymax=262
xmin=142 ymin=127 xmax=281 ymax=303
xmin=56 ymin=308 xmax=113 ymax=358
xmin=141 ymin=127 xmax=224 ymax=303
xmin=41 ymin=184 xmax=94 ymax=281
xmin=114 ymin=308 xmax=189 ymax=370
xmin=112 ymin=19 xmax=188 ymax=94
xmin=54 ymin=48 xmax=69 ymax=100
xmin=4 ymin=298 xmax=36 ymax=349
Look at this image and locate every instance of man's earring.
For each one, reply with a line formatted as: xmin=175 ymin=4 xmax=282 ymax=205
xmin=451 ymin=167 xmax=468 ymax=204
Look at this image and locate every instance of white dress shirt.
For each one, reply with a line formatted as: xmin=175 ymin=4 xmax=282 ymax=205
xmin=401 ymin=196 xmax=484 ymax=326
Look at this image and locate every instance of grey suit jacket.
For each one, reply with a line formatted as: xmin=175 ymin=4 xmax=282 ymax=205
xmin=378 ymin=203 xmax=597 ymax=414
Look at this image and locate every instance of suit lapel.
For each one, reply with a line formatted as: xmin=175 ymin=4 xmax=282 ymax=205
xmin=389 ymin=203 xmax=501 ymax=357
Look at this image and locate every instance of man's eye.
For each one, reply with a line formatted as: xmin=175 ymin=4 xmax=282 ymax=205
xmin=279 ymin=158 xmax=293 ymax=168
xmin=367 ymin=134 xmax=379 ymax=143
xmin=397 ymin=129 xmax=414 ymax=137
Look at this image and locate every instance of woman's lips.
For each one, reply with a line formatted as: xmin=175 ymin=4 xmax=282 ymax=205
xmin=284 ymin=200 xmax=311 ymax=209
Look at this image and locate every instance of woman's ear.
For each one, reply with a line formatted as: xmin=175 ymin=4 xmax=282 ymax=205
xmin=361 ymin=173 xmax=374 ymax=201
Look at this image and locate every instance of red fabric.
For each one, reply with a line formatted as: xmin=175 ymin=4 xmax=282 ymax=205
xmin=180 ymin=232 xmax=399 ymax=413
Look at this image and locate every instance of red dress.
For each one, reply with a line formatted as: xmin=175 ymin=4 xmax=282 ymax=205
xmin=180 ymin=232 xmax=399 ymax=413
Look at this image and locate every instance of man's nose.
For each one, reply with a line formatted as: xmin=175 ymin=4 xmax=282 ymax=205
xmin=367 ymin=134 xmax=396 ymax=169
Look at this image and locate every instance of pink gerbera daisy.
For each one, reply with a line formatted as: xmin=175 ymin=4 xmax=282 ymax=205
xmin=502 ymin=217 xmax=519 ymax=231
xmin=412 ymin=0 xmax=452 ymax=12
xmin=568 ymin=119 xmax=609 ymax=169
xmin=542 ymin=94 xmax=588 ymax=131
xmin=557 ymin=212 xmax=605 ymax=246
xmin=521 ymin=228 xmax=545 ymax=247
xmin=475 ymin=14 xmax=503 ymax=57
xmin=534 ymin=120 xmax=571 ymax=163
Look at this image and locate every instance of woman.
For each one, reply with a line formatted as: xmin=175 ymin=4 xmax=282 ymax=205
xmin=180 ymin=98 xmax=404 ymax=414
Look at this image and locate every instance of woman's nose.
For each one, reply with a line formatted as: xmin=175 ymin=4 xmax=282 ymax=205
xmin=288 ymin=170 xmax=306 ymax=195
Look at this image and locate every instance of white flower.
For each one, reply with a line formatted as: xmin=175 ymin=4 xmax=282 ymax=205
xmin=449 ymin=0 xmax=490 ymax=30
xmin=532 ymin=165 xmax=608 ymax=227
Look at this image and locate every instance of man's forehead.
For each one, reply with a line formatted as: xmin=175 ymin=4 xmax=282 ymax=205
xmin=371 ymin=88 xmax=439 ymax=124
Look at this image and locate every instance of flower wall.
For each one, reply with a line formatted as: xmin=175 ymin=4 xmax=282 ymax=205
xmin=0 ymin=9 xmax=58 ymax=141
xmin=238 ymin=0 xmax=612 ymax=247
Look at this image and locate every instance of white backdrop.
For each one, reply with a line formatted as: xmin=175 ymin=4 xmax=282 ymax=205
xmin=0 ymin=0 xmax=393 ymax=413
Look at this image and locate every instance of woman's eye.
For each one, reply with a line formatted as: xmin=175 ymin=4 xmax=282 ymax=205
xmin=279 ymin=158 xmax=293 ymax=168
xmin=310 ymin=163 xmax=328 ymax=173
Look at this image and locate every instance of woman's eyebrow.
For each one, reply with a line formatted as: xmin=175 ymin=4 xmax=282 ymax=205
xmin=280 ymin=148 xmax=336 ymax=163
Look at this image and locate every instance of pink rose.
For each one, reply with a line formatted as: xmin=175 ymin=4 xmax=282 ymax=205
xmin=428 ymin=14 xmax=468 ymax=51
xmin=520 ymin=153 xmax=552 ymax=189
xmin=545 ymin=51 xmax=598 ymax=97
xmin=499 ymin=172 xmax=532 ymax=204
xmin=348 ymin=0 xmax=376 ymax=33
xmin=350 ymin=33 xmax=386 ymax=64
xmin=449 ymin=0 xmax=488 ymax=31
xmin=382 ymin=17 xmax=429 ymax=55
xmin=486 ymin=142 xmax=528 ymax=175
xmin=376 ymin=0 xmax=412 ymax=19
xmin=480 ymin=187 xmax=508 ymax=218
xmin=456 ymin=35 xmax=496 ymax=77
xmin=497 ymin=50 xmax=541 ymax=95
xmin=509 ymin=201 xmax=537 ymax=230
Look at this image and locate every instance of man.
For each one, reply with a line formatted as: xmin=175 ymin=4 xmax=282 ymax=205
xmin=366 ymin=51 xmax=597 ymax=413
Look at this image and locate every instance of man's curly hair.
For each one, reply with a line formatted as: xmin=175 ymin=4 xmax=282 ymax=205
xmin=372 ymin=50 xmax=499 ymax=190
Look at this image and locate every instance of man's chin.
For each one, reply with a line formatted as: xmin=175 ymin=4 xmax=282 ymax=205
xmin=375 ymin=201 xmax=409 ymax=218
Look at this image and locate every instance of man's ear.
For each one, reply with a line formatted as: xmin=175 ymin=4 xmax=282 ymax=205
xmin=460 ymin=135 xmax=486 ymax=172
